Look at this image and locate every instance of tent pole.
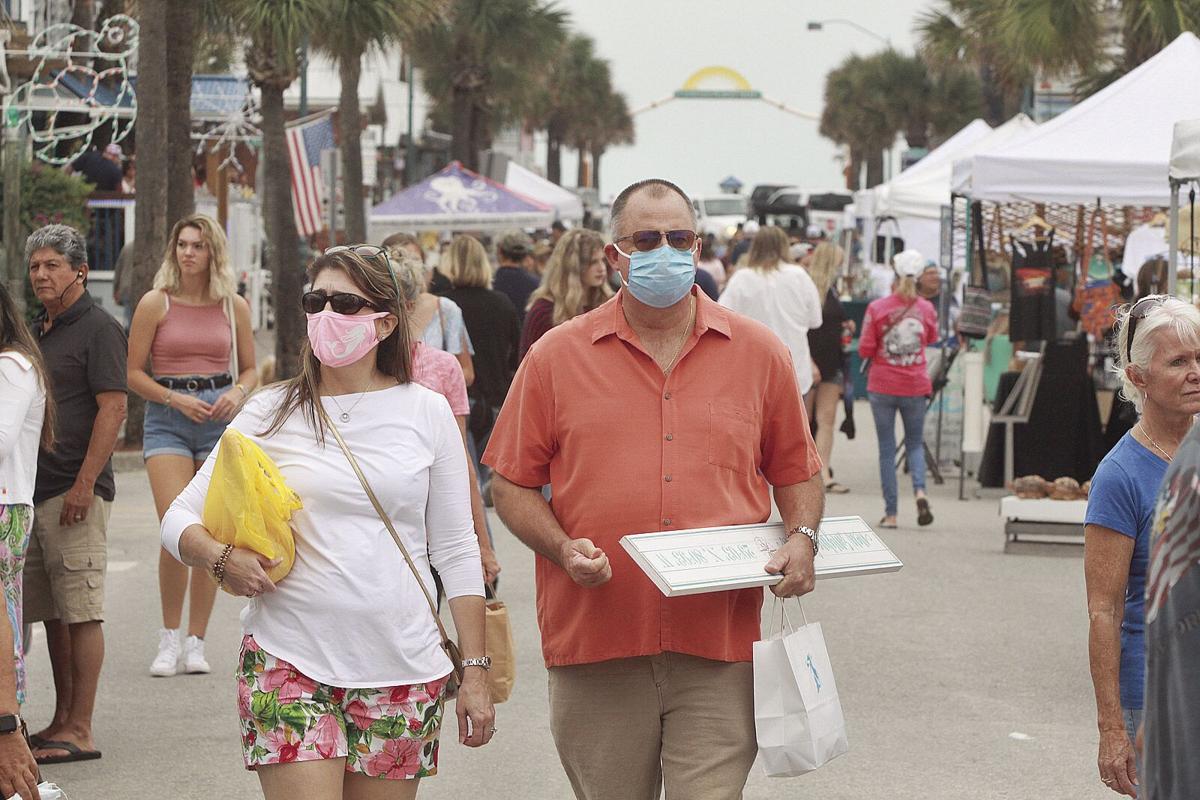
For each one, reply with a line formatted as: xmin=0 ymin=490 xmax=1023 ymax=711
xmin=1169 ymin=179 xmax=1180 ymax=296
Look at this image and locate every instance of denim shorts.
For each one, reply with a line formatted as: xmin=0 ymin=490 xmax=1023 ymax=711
xmin=143 ymin=382 xmax=230 ymax=461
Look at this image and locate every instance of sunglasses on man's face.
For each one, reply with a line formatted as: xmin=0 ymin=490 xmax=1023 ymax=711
xmin=301 ymin=289 xmax=382 ymax=315
xmin=614 ymin=229 xmax=698 ymax=253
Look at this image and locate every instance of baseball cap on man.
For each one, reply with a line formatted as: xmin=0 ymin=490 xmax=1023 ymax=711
xmin=497 ymin=230 xmax=534 ymax=259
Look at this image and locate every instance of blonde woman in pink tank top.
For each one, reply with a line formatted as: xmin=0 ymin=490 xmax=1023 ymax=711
xmin=126 ymin=214 xmax=257 ymax=677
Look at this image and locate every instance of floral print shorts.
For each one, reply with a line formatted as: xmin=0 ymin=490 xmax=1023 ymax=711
xmin=0 ymin=504 xmax=30 ymax=704
xmin=237 ymin=635 xmax=447 ymax=779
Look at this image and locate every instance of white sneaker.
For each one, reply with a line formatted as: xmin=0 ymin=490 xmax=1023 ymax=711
xmin=150 ymin=628 xmax=180 ymax=677
xmin=183 ymin=635 xmax=211 ymax=674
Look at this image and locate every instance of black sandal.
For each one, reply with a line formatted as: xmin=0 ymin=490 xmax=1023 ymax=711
xmin=917 ymin=497 xmax=934 ymax=526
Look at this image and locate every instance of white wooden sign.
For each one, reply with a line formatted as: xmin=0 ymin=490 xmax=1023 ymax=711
xmin=620 ymin=516 xmax=902 ymax=598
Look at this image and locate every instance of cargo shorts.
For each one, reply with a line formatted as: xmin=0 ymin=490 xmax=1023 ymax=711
xmin=23 ymin=493 xmax=109 ymax=625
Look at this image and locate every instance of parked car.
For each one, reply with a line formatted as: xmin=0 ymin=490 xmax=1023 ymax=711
xmin=691 ymin=194 xmax=748 ymax=240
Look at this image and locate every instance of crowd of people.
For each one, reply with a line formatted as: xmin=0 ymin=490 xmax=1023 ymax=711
xmin=2 ymin=173 xmax=1196 ymax=800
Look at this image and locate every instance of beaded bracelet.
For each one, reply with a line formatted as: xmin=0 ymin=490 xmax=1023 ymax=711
xmin=212 ymin=543 xmax=234 ymax=588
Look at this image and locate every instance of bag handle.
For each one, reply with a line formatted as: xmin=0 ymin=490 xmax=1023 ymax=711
xmin=316 ymin=402 xmax=465 ymax=688
xmin=225 ymin=295 xmax=239 ymax=380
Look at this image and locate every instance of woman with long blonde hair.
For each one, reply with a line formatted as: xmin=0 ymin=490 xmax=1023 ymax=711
xmin=520 ymin=229 xmax=610 ymax=359
xmin=805 ymin=242 xmax=852 ymax=493
xmin=718 ymin=225 xmax=824 ymax=396
xmin=127 ymin=213 xmax=257 ymax=676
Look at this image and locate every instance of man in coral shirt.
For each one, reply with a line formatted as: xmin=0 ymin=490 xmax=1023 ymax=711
xmin=485 ymin=178 xmax=825 ymax=799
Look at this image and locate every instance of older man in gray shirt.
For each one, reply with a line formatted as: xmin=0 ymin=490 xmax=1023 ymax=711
xmin=24 ymin=224 xmax=126 ymax=766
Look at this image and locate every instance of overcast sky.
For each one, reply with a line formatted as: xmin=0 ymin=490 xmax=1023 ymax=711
xmin=553 ymin=0 xmax=938 ymax=202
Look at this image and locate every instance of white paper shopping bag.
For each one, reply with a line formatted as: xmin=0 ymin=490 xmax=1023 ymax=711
xmin=753 ymin=604 xmax=849 ymax=777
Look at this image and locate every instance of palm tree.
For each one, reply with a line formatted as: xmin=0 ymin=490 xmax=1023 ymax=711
xmin=585 ymin=89 xmax=633 ymax=196
xmin=225 ymin=0 xmax=322 ymax=378
xmin=820 ymin=53 xmax=900 ymax=188
xmin=1077 ymin=0 xmax=1200 ymax=94
xmin=527 ymin=33 xmax=607 ymax=185
xmin=916 ymin=0 xmax=1028 ymax=125
xmin=407 ymin=0 xmax=568 ymax=171
xmin=313 ymin=0 xmax=446 ymax=242
xmin=820 ymin=50 xmax=979 ymax=189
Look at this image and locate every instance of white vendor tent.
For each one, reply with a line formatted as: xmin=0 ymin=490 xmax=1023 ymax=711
xmin=950 ymin=114 xmax=1039 ymax=195
xmin=874 ymin=118 xmax=993 ymax=219
xmin=966 ymin=32 xmax=1200 ymax=205
xmin=1168 ymin=119 xmax=1200 ymax=294
xmin=504 ymin=161 xmax=585 ymax=222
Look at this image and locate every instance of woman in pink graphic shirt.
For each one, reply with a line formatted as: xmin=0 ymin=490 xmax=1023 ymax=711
xmin=858 ymin=249 xmax=939 ymax=530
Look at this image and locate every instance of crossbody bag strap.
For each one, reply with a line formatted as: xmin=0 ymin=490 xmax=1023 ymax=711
xmin=317 ymin=402 xmax=465 ymax=686
xmin=225 ymin=295 xmax=239 ymax=379
xmin=879 ymin=298 xmax=918 ymax=341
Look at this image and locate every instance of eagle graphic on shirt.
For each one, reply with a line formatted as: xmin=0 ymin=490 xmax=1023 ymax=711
xmin=881 ymin=316 xmax=924 ymax=368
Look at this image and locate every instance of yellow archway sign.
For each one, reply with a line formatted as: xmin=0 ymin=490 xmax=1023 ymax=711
xmin=675 ymin=66 xmax=761 ymax=99
xmin=633 ymin=67 xmax=816 ymax=120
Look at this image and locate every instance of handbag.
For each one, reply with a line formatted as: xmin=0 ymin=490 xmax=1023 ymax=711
xmin=753 ymin=600 xmax=849 ymax=776
xmin=484 ymin=585 xmax=516 ymax=703
xmin=318 ymin=406 xmax=466 ymax=693
xmin=1072 ymin=208 xmax=1122 ymax=338
xmin=983 ymin=207 xmax=1011 ymax=294
xmin=960 ymin=205 xmax=996 ymax=339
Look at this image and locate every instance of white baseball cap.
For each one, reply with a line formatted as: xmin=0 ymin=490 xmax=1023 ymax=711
xmin=893 ymin=249 xmax=926 ymax=277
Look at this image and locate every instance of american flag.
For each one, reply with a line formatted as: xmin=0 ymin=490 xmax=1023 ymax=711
xmin=286 ymin=112 xmax=335 ymax=237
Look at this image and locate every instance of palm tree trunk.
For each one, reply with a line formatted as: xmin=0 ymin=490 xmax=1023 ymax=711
xmin=979 ymin=61 xmax=1006 ymax=126
xmin=865 ymin=150 xmax=885 ymax=188
xmin=575 ymin=143 xmax=588 ymax=187
xmin=591 ymin=147 xmax=604 ymax=194
xmin=260 ymin=84 xmax=306 ymax=378
xmin=166 ymin=0 xmax=196 ymax=226
xmin=546 ymin=128 xmax=562 ymax=185
xmin=338 ymin=55 xmax=366 ymax=242
xmin=451 ymin=86 xmax=475 ymax=168
xmin=127 ymin=0 xmax=171 ymax=445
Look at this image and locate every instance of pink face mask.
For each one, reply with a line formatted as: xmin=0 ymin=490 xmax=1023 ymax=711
xmin=306 ymin=310 xmax=388 ymax=368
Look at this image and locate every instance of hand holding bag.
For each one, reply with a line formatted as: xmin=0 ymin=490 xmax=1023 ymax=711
xmin=484 ymin=584 xmax=516 ymax=703
xmin=753 ymin=600 xmax=849 ymax=776
xmin=318 ymin=405 xmax=466 ymax=694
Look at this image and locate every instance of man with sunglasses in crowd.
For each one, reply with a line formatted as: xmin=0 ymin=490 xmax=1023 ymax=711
xmin=484 ymin=178 xmax=825 ymax=799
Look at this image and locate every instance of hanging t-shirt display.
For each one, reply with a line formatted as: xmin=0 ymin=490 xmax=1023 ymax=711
xmin=1009 ymin=231 xmax=1057 ymax=342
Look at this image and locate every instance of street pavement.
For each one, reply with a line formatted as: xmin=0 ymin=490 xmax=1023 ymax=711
xmin=21 ymin=404 xmax=1117 ymax=799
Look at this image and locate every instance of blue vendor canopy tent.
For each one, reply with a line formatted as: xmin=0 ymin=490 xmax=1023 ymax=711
xmin=369 ymin=161 xmax=554 ymax=238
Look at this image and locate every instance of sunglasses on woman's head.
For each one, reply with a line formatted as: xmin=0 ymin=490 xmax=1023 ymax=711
xmin=1125 ymin=294 xmax=1169 ymax=365
xmin=614 ymin=229 xmax=698 ymax=252
xmin=301 ymin=290 xmax=382 ymax=315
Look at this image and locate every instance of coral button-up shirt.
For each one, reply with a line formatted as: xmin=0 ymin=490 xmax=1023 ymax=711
xmin=483 ymin=287 xmax=821 ymax=668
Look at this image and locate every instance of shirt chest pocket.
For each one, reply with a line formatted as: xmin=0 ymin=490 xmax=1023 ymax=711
xmin=707 ymin=401 xmax=760 ymax=475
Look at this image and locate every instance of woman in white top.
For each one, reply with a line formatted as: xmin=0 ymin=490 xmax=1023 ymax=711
xmin=719 ymin=225 xmax=824 ymax=395
xmin=0 ymin=282 xmax=53 ymax=737
xmin=161 ymin=248 xmax=493 ymax=799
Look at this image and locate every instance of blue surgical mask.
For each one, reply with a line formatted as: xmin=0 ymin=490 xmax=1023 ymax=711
xmin=615 ymin=243 xmax=696 ymax=308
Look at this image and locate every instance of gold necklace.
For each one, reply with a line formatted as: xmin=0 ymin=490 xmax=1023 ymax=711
xmin=1139 ymin=422 xmax=1173 ymax=462
xmin=663 ymin=297 xmax=696 ymax=374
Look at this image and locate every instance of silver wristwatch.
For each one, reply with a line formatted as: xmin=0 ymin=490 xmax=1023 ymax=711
xmin=461 ymin=656 xmax=492 ymax=671
xmin=788 ymin=525 xmax=819 ymax=555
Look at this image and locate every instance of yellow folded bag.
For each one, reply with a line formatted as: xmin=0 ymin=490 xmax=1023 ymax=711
xmin=202 ymin=428 xmax=302 ymax=593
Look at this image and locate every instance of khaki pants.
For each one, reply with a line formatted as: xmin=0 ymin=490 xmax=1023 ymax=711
xmin=548 ymin=652 xmax=757 ymax=800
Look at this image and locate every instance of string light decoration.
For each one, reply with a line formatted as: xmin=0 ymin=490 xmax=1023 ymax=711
xmin=4 ymin=14 xmax=138 ymax=165
xmin=193 ymin=89 xmax=261 ymax=175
